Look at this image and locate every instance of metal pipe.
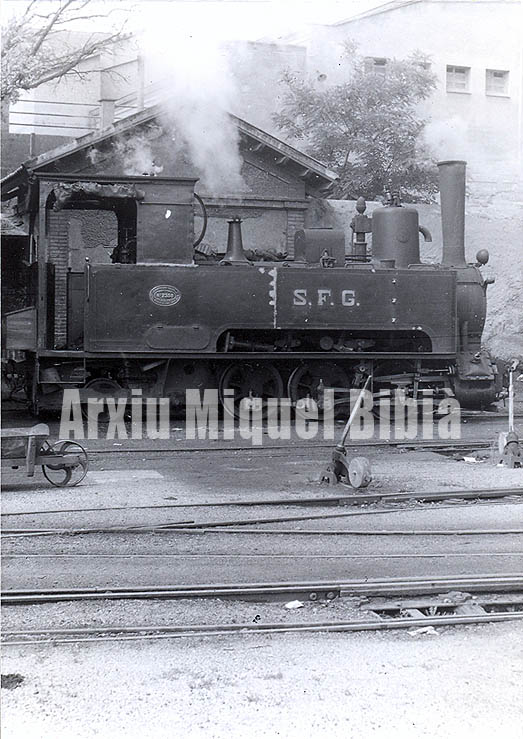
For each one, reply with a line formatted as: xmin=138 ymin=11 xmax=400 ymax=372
xmin=418 ymin=225 xmax=432 ymax=242
xmin=437 ymin=160 xmax=467 ymax=267
xmin=340 ymin=375 xmax=372 ymax=447
xmin=509 ymin=362 xmax=516 ymax=432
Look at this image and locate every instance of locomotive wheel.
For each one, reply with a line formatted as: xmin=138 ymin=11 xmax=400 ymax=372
xmin=81 ymin=378 xmax=125 ymax=423
xmin=287 ymin=362 xmax=350 ymax=418
xmin=218 ymin=362 xmax=284 ymax=418
xmin=42 ymin=440 xmax=89 ymax=487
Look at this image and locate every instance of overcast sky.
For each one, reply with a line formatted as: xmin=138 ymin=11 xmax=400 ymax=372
xmin=3 ymin=0 xmax=387 ymax=40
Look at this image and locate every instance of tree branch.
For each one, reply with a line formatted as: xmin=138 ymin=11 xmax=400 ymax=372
xmin=30 ymin=0 xmax=76 ymax=58
xmin=1 ymin=1 xmax=130 ymax=103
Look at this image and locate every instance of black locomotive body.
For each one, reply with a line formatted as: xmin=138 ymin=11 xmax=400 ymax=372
xmin=3 ymin=160 xmax=502 ymax=414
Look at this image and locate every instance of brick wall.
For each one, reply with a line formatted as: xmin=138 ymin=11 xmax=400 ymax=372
xmin=46 ymin=211 xmax=69 ymax=348
xmin=1 ymin=131 xmax=71 ymax=179
xmin=197 ymin=201 xmax=307 ymax=257
xmin=286 ymin=209 xmax=305 ymax=258
xmin=241 ymin=157 xmax=304 ymax=200
xmin=46 ymin=210 xmax=118 ymax=348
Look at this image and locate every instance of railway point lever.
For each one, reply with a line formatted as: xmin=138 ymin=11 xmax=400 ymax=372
xmin=320 ymin=375 xmax=372 ymax=488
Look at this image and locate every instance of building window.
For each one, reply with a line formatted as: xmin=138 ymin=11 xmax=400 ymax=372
xmin=364 ymin=57 xmax=388 ymax=76
xmin=486 ymin=69 xmax=509 ymax=96
xmin=446 ymin=65 xmax=470 ymax=93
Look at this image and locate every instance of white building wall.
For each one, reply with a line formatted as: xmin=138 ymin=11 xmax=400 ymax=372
xmin=306 ymin=0 xmax=523 ymax=198
xmin=7 ymin=38 xmax=305 ymax=141
xmin=9 ymin=55 xmax=102 ymax=137
xmin=8 ymin=39 xmax=140 ymax=137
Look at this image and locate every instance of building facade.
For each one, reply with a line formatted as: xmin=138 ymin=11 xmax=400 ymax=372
xmin=305 ymin=0 xmax=523 ymax=199
xmin=5 ymin=2 xmax=521 ymax=199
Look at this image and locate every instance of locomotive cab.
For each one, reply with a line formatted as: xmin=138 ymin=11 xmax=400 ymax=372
xmin=36 ymin=174 xmax=197 ymax=352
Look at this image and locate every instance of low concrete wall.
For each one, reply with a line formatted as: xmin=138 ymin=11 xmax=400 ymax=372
xmin=307 ymin=198 xmax=523 ymax=362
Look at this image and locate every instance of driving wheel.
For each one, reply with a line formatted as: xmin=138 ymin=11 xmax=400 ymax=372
xmin=287 ymin=362 xmax=350 ymax=418
xmin=218 ymin=362 xmax=284 ymax=418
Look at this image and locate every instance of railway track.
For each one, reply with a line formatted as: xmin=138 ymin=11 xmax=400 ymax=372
xmin=4 ymin=573 xmax=523 ymax=604
xmin=178 ymin=526 xmax=522 ymax=536
xmin=79 ymin=437 xmax=498 ymax=456
xmin=3 ymin=487 xmax=523 ymax=539
xmin=3 ymin=486 xmax=523 ymax=519
xmin=4 ymin=611 xmax=523 ymax=647
xmin=4 ymin=577 xmax=523 ymax=646
xmin=3 ymin=482 xmax=521 ymax=646
xmin=4 ymin=519 xmax=522 ymax=538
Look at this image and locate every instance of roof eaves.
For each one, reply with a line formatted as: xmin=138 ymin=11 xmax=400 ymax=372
xmin=24 ymin=105 xmax=162 ymax=172
xmin=2 ymin=102 xmax=337 ymax=192
xmin=234 ymin=115 xmax=338 ymax=182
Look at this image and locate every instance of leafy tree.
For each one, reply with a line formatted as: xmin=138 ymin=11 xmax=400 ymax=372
xmin=274 ymin=41 xmax=438 ymax=201
xmin=1 ymin=0 xmax=128 ymax=105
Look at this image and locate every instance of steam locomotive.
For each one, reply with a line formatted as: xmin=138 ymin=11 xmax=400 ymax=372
xmin=3 ymin=160 xmax=502 ymax=415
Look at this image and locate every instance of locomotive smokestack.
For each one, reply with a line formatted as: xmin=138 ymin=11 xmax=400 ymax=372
xmin=438 ymin=160 xmax=467 ymax=267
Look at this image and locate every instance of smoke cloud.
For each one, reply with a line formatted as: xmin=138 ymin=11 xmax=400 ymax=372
xmin=423 ymin=116 xmax=469 ymax=162
xmin=86 ymin=125 xmax=164 ymax=176
xmin=138 ymin=14 xmax=247 ymax=195
xmin=112 ymin=129 xmax=164 ymax=176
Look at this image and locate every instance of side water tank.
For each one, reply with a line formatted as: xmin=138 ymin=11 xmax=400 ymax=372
xmin=371 ymin=201 xmax=421 ymax=268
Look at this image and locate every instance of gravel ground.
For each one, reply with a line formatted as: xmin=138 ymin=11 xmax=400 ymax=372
xmin=4 ymin=500 xmax=522 ymax=591
xmin=2 ymin=446 xmax=523 ymax=518
xmin=2 ymin=622 xmax=522 ymax=738
xmin=2 ymin=414 xmax=522 ymax=737
xmin=2 ymin=592 xmax=519 ymax=633
xmin=1 ymin=595 xmax=369 ymax=631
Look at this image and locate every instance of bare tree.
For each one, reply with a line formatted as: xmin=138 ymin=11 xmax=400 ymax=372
xmin=1 ymin=0 xmax=130 ymax=104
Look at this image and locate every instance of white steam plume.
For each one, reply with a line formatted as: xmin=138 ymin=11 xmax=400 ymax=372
xmin=423 ymin=116 xmax=469 ymax=162
xmin=113 ymin=130 xmax=164 ymax=176
xmin=138 ymin=13 xmax=247 ymax=195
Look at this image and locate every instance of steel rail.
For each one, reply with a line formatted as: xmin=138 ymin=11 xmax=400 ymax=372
xmin=6 ymin=592 xmax=523 ymax=628
xmin=4 ymin=527 xmax=522 ymax=539
xmin=4 ymin=516 xmax=523 ymax=538
xmin=76 ymin=438 xmax=496 ymax=455
xmin=170 ymin=527 xmax=523 ymax=536
xmin=3 ymin=487 xmax=522 ymax=518
xmin=3 ymin=612 xmax=523 ymax=646
xmin=0 ymin=509 xmax=477 ymax=535
xmin=0 ymin=507 xmax=422 ymax=537
xmin=8 ymin=572 xmax=522 ymax=594
xmin=130 ymin=507 xmax=523 ymax=531
xmin=4 ymin=574 xmax=523 ymax=604
xmin=3 ymin=551 xmax=520 ymax=560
